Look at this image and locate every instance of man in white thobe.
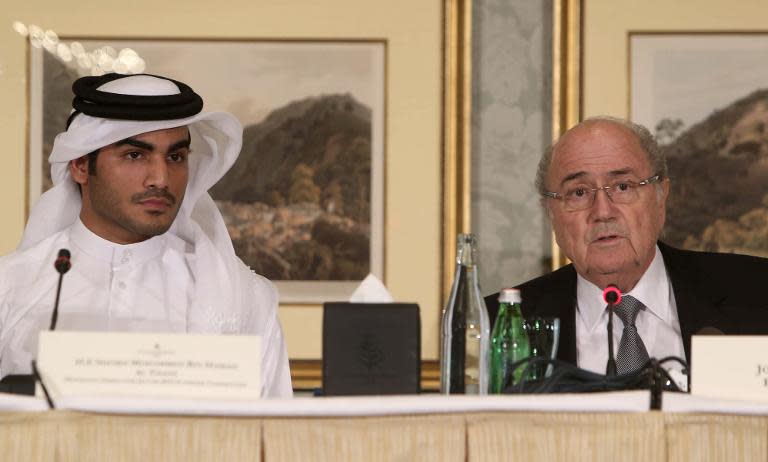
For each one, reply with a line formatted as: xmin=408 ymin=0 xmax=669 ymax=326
xmin=0 ymin=73 xmax=292 ymax=398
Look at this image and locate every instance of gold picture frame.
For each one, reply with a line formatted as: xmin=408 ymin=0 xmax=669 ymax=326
xmin=296 ymin=0 xmax=473 ymax=391
xmin=2 ymin=0 xmax=472 ymax=392
xmin=550 ymin=0 xmax=581 ymax=270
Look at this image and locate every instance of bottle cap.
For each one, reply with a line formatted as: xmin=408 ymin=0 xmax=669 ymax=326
xmin=498 ymin=288 xmax=521 ymax=304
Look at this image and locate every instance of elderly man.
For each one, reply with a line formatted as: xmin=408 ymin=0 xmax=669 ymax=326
xmin=486 ymin=116 xmax=768 ymax=377
xmin=0 ymin=73 xmax=292 ymax=397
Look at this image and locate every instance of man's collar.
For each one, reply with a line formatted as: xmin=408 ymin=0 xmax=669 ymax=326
xmin=577 ymin=245 xmax=669 ymax=331
xmin=70 ymin=219 xmax=166 ymax=267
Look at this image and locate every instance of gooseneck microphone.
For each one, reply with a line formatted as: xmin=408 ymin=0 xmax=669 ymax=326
xmin=603 ymin=284 xmax=622 ymax=377
xmin=0 ymin=248 xmax=72 ymax=397
xmin=50 ymin=249 xmax=71 ymax=330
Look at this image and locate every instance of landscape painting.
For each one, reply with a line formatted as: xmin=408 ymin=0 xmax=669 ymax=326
xmin=30 ymin=39 xmax=385 ymax=302
xmin=631 ymin=34 xmax=768 ymax=258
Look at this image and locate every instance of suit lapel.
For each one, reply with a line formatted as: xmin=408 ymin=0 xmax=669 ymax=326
xmin=659 ymin=242 xmax=729 ymax=362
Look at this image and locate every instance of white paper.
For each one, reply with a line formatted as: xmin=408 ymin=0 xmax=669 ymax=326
xmin=692 ymin=335 xmax=768 ymax=402
xmin=349 ymin=273 xmax=394 ymax=303
xmin=37 ymin=331 xmax=261 ymax=402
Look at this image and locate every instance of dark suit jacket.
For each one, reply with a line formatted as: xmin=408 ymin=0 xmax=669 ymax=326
xmin=484 ymin=242 xmax=768 ymax=366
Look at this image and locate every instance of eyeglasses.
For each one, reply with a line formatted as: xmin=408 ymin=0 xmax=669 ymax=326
xmin=543 ymin=174 xmax=662 ymax=211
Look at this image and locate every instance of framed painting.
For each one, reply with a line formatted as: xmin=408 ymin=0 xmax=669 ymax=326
xmin=28 ymin=39 xmax=386 ymax=303
xmin=551 ymin=0 xmax=768 ymax=265
xmin=9 ymin=0 xmax=471 ymax=390
xmin=631 ymin=34 xmax=768 ymax=257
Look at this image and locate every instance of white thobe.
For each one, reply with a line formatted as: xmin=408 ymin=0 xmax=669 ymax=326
xmin=0 ymin=220 xmax=292 ymax=397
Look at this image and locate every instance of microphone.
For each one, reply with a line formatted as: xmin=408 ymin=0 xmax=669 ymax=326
xmin=0 ymin=249 xmax=72 ymax=397
xmin=50 ymin=249 xmax=71 ymax=330
xmin=54 ymin=249 xmax=71 ymax=275
xmin=603 ymin=285 xmax=621 ymax=305
xmin=603 ymin=284 xmax=622 ymax=377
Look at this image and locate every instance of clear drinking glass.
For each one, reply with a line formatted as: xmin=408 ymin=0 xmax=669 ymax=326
xmin=522 ymin=317 xmax=560 ymax=380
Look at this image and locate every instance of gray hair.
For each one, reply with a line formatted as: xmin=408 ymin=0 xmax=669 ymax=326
xmin=535 ymin=116 xmax=668 ymax=196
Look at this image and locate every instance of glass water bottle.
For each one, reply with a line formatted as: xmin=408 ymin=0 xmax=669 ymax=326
xmin=440 ymin=233 xmax=490 ymax=394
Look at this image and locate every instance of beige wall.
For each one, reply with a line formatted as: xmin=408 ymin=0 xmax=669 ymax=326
xmin=1 ymin=0 xmax=444 ymax=360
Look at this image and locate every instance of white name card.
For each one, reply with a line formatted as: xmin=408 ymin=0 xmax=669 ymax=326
xmin=692 ymin=335 xmax=768 ymax=402
xmin=36 ymin=331 xmax=261 ymax=401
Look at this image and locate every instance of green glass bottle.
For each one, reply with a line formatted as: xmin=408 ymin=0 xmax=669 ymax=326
xmin=490 ymin=288 xmax=530 ymax=393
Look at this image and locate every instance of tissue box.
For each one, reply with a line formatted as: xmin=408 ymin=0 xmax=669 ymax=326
xmin=322 ymin=302 xmax=421 ymax=395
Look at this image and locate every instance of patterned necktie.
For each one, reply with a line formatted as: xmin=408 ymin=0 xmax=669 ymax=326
xmin=612 ymin=295 xmax=650 ymax=375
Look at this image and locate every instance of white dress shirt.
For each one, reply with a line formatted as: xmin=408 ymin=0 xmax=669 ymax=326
xmin=0 ymin=220 xmax=292 ymax=397
xmin=575 ymin=246 xmax=687 ymax=387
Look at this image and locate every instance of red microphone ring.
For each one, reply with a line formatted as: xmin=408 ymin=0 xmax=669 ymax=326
xmin=602 ymin=286 xmax=622 ymax=305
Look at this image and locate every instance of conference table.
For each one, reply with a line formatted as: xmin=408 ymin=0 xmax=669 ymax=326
xmin=1 ymin=391 xmax=766 ymax=461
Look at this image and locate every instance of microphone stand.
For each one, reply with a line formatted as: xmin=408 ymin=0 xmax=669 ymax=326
xmin=603 ymin=285 xmax=621 ymax=377
xmin=50 ymin=271 xmax=65 ymax=330
xmin=606 ymin=309 xmax=617 ymax=377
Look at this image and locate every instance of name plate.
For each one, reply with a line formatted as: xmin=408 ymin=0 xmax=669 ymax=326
xmin=692 ymin=335 xmax=768 ymax=402
xmin=36 ymin=331 xmax=261 ymax=401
